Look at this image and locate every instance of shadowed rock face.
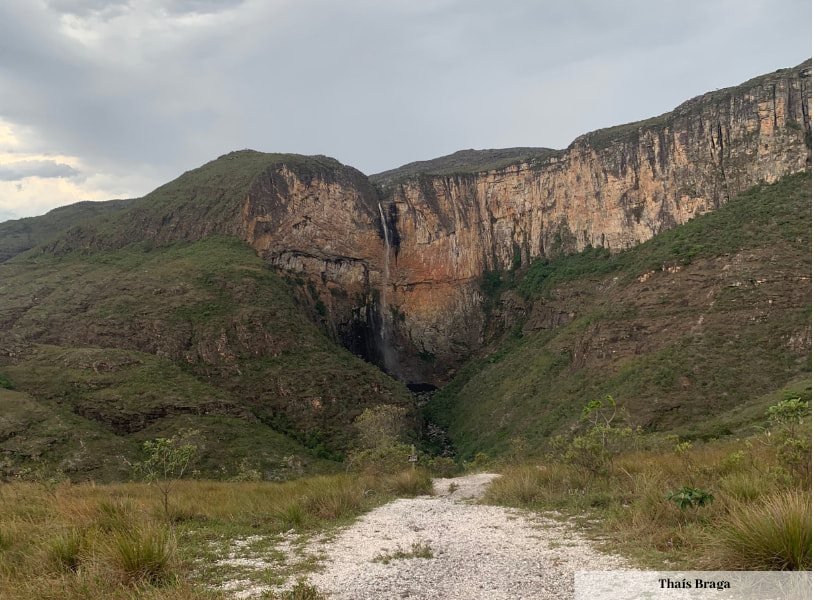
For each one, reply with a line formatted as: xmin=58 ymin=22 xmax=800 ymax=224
xmin=271 ymin=61 xmax=810 ymax=383
xmin=26 ymin=62 xmax=813 ymax=386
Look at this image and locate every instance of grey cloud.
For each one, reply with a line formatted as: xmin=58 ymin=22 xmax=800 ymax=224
xmin=44 ymin=0 xmax=130 ymax=18
xmin=0 ymin=0 xmax=810 ymax=188
xmin=45 ymin=0 xmax=247 ymax=17
xmin=161 ymin=0 xmax=247 ymax=15
xmin=0 ymin=160 xmax=79 ymax=181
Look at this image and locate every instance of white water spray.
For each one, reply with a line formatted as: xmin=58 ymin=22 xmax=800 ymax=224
xmin=377 ymin=202 xmax=391 ymax=337
xmin=377 ymin=202 xmax=398 ymax=375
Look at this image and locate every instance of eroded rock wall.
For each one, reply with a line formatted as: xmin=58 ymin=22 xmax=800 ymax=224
xmin=374 ymin=63 xmax=811 ymax=377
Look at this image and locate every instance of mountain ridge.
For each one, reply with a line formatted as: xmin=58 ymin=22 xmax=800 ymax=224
xmin=0 ymin=60 xmax=810 ymax=479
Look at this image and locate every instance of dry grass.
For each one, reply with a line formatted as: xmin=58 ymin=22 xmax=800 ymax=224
xmin=483 ymin=434 xmax=811 ymax=570
xmin=0 ymin=470 xmax=433 ymax=599
xmin=710 ymin=491 xmax=811 ymax=570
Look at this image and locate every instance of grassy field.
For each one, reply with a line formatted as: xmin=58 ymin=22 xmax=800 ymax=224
xmin=481 ymin=397 xmax=811 ymax=571
xmin=0 ymin=470 xmax=432 ymax=599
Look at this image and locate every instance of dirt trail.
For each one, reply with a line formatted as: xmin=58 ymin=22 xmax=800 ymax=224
xmin=301 ymin=472 xmax=628 ymax=599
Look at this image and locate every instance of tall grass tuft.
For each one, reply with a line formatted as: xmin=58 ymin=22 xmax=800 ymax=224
xmin=272 ymin=500 xmax=310 ymax=529
xmin=718 ymin=471 xmax=775 ymax=502
xmin=384 ymin=469 xmax=433 ymax=497
xmin=47 ymin=527 xmax=86 ymax=573
xmin=97 ymin=497 xmax=134 ymax=532
xmin=304 ymin=477 xmax=364 ymax=520
xmin=109 ymin=525 xmax=177 ymax=584
xmin=268 ymin=579 xmax=327 ymax=599
xmin=711 ymin=490 xmax=811 ymax=570
xmin=482 ymin=466 xmax=548 ymax=505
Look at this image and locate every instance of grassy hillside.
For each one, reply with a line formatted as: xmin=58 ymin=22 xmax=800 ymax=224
xmin=425 ymin=171 xmax=812 ymax=460
xmin=0 ymin=198 xmax=135 ymax=262
xmin=0 ymin=235 xmax=414 ymax=481
xmin=370 ymin=147 xmax=562 ymax=186
xmin=41 ymin=150 xmax=360 ymax=255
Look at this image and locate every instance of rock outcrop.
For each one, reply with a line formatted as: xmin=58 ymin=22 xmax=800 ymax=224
xmin=34 ymin=61 xmax=813 ymax=386
xmin=369 ymin=61 xmax=811 ymax=380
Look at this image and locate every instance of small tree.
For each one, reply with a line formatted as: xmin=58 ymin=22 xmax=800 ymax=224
xmin=565 ymin=395 xmax=633 ymax=479
xmin=766 ymin=392 xmax=811 ymax=479
xmin=134 ymin=430 xmax=200 ymax=519
xmin=354 ymin=405 xmax=408 ymax=450
xmin=348 ymin=405 xmax=411 ymax=474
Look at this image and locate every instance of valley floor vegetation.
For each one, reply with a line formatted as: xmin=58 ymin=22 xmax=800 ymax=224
xmin=481 ymin=391 xmax=812 ymax=571
xmin=0 ymin=469 xmax=432 ymax=600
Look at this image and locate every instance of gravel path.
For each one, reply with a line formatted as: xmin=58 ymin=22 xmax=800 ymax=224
xmin=306 ymin=473 xmax=630 ymax=600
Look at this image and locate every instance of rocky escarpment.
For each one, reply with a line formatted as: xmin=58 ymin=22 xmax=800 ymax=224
xmin=373 ymin=61 xmax=811 ymax=376
xmin=38 ymin=153 xmax=400 ymax=379
xmin=29 ymin=61 xmax=812 ymax=387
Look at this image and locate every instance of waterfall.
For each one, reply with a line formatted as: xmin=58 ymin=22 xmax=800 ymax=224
xmin=377 ymin=202 xmax=390 ymax=339
xmin=377 ymin=202 xmax=396 ymax=374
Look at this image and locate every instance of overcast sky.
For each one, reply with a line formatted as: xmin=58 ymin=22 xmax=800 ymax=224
xmin=0 ymin=0 xmax=810 ymax=221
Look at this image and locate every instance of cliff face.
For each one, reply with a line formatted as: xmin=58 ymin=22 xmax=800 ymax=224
xmin=237 ymin=161 xmax=393 ymax=366
xmin=31 ymin=63 xmax=812 ymax=386
xmin=372 ymin=62 xmax=811 ymax=377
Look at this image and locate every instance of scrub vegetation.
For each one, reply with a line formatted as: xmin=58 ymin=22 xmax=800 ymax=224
xmin=482 ymin=391 xmax=811 ymax=571
xmin=424 ymin=172 xmax=811 ymax=461
xmin=0 ymin=470 xmax=432 ymax=599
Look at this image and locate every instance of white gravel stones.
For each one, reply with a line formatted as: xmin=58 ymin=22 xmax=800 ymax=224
xmin=306 ymin=473 xmax=629 ymax=600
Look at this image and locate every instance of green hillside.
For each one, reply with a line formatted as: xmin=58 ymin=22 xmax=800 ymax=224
xmin=42 ymin=150 xmax=362 ymax=254
xmin=0 ymin=198 xmax=135 ymax=262
xmin=0 ymin=235 xmax=413 ymax=481
xmin=369 ymin=147 xmax=562 ymax=186
xmin=424 ymin=171 xmax=812 ymax=460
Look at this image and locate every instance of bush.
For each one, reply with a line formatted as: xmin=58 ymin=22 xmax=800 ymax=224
xmin=46 ymin=528 xmax=86 ymax=573
xmin=712 ymin=491 xmax=811 ymax=570
xmin=109 ymin=525 xmax=177 ymax=584
xmin=347 ymin=444 xmax=412 ymax=475
xmin=384 ymin=469 xmax=433 ymax=497
xmin=353 ymin=405 xmax=408 ymax=450
xmin=425 ymin=456 xmax=457 ymax=478
xmin=664 ymin=487 xmax=714 ymax=511
xmin=564 ymin=395 xmax=635 ymax=478
xmin=765 ymin=394 xmax=811 ymax=478
xmin=348 ymin=405 xmax=413 ymax=474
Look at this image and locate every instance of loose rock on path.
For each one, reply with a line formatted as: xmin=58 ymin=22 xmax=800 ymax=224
xmin=303 ymin=472 xmax=629 ymax=600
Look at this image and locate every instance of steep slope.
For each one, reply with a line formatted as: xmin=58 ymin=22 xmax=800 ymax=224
xmin=0 ymin=198 xmax=135 ymax=262
xmin=374 ymin=61 xmax=811 ymax=375
xmin=18 ymin=62 xmax=811 ymax=387
xmin=0 ymin=62 xmax=809 ymax=480
xmin=424 ymin=172 xmax=812 ymax=460
xmin=39 ymin=151 xmax=397 ymax=375
xmin=0 ymin=235 xmax=414 ymax=480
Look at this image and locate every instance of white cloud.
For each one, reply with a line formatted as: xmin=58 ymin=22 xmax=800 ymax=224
xmin=0 ymin=0 xmax=809 ymax=220
xmin=0 ymin=159 xmax=79 ymax=181
xmin=0 ymin=178 xmax=100 ymax=220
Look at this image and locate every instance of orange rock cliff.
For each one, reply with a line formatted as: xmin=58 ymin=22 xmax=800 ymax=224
xmin=47 ymin=61 xmax=811 ymax=386
xmin=234 ymin=62 xmax=811 ymax=384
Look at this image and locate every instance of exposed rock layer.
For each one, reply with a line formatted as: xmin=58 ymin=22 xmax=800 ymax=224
xmin=36 ymin=62 xmax=814 ymax=384
xmin=314 ymin=62 xmax=810 ymax=380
